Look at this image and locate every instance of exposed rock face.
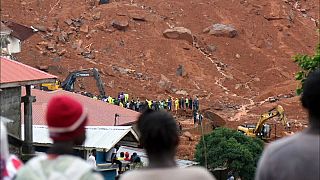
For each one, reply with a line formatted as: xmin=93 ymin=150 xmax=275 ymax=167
xmin=204 ymin=24 xmax=238 ymax=38
xmin=163 ymin=27 xmax=194 ymax=43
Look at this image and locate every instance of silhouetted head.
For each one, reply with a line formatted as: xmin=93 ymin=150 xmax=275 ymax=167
xmin=137 ymin=109 xmax=179 ymax=158
xmin=301 ymin=69 xmax=320 ymax=126
xmin=120 ymin=152 xmax=125 ymax=158
xmin=91 ymin=149 xmax=96 ymax=156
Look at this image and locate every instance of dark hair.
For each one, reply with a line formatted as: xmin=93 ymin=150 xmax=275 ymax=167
xmin=137 ymin=109 xmax=179 ymax=155
xmin=301 ymin=69 xmax=320 ymax=118
xmin=120 ymin=152 xmax=125 ymax=157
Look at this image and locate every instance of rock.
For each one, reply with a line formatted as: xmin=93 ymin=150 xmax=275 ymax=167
xmin=111 ymin=20 xmax=129 ymax=31
xmin=202 ymin=27 xmax=210 ymax=33
xmin=235 ymin=53 xmax=241 ymax=59
xmin=131 ymin=14 xmax=146 ymax=21
xmin=80 ymin=25 xmax=89 ymax=33
xmin=72 ymin=39 xmax=83 ymax=49
xmin=33 ymin=25 xmax=47 ymax=32
xmin=205 ymin=23 xmax=238 ymax=38
xmin=57 ymin=48 xmax=66 ymax=56
xmin=72 ymin=18 xmax=84 ymax=27
xmin=64 ymin=19 xmax=73 ymax=26
xmin=163 ymin=27 xmax=194 ymax=43
xmin=58 ymin=31 xmax=68 ymax=43
xmin=35 ymin=45 xmax=43 ymax=51
xmin=46 ymin=42 xmax=55 ymax=50
xmin=206 ymin=45 xmax=217 ymax=52
xmin=95 ymin=23 xmax=106 ymax=31
xmin=81 ymin=51 xmax=95 ymax=59
xmin=182 ymin=131 xmax=193 ymax=141
xmin=158 ymin=74 xmax=172 ymax=90
xmin=176 ymin=64 xmax=187 ymax=77
xmin=92 ymin=11 xmax=101 ymax=20
xmin=36 ymin=65 xmax=49 ymax=71
xmin=175 ymin=90 xmax=188 ymax=96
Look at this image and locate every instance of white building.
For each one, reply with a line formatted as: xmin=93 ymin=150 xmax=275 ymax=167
xmin=0 ymin=21 xmax=35 ymax=58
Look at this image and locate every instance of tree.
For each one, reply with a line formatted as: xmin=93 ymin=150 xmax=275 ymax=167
xmin=195 ymin=127 xmax=264 ymax=180
xmin=293 ymin=43 xmax=320 ymax=94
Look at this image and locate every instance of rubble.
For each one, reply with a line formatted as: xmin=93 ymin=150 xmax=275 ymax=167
xmin=158 ymin=74 xmax=172 ymax=90
xmin=175 ymin=90 xmax=188 ymax=96
xmin=58 ymin=31 xmax=68 ymax=43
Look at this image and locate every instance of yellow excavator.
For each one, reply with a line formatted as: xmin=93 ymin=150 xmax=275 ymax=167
xmin=40 ymin=68 xmax=106 ymax=96
xmin=237 ymin=105 xmax=288 ymax=140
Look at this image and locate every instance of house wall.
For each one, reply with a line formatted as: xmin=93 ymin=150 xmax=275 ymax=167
xmin=7 ymin=36 xmax=21 ymax=54
xmin=0 ymin=86 xmax=21 ymax=137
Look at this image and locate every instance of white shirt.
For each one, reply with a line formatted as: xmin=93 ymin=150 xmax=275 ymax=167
xmin=120 ymin=166 xmax=215 ymax=180
xmin=87 ymin=155 xmax=96 ymax=169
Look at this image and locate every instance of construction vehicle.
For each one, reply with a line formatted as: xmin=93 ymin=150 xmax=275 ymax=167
xmin=40 ymin=68 xmax=106 ymax=96
xmin=237 ymin=105 xmax=288 ymax=140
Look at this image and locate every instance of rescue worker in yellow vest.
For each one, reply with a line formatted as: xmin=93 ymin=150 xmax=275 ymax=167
xmin=124 ymin=93 xmax=129 ymax=103
xmin=185 ymin=98 xmax=189 ymax=111
xmin=108 ymin=96 xmax=113 ymax=104
xmin=175 ymin=98 xmax=179 ymax=114
xmin=148 ymin=99 xmax=152 ymax=109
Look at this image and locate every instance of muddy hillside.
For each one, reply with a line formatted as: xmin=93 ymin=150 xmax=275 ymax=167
xmin=1 ymin=0 xmax=319 ymax=158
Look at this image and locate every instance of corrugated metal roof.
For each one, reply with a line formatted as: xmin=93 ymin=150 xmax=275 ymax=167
xmin=22 ymin=125 xmax=139 ymax=150
xmin=21 ymin=88 xmax=139 ymax=126
xmin=0 ymin=57 xmax=56 ymax=88
xmin=2 ymin=21 xmax=35 ymax=41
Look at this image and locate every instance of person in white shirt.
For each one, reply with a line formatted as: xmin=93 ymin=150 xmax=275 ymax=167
xmin=87 ymin=149 xmax=97 ymax=169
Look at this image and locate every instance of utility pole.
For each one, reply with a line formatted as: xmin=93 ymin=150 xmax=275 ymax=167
xmin=114 ymin=113 xmax=119 ymax=126
xmin=21 ymin=85 xmax=36 ymax=159
xmin=200 ymin=117 xmax=208 ymax=168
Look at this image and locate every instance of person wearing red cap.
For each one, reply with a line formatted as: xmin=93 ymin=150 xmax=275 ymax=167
xmin=16 ymin=96 xmax=103 ymax=180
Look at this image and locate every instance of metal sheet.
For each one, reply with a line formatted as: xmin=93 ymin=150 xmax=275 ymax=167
xmin=22 ymin=125 xmax=139 ymax=151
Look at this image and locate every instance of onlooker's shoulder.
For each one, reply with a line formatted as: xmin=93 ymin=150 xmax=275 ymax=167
xmin=264 ymin=131 xmax=316 ymax=155
xmin=182 ymin=166 xmax=216 ymax=180
xmin=120 ymin=166 xmax=215 ymax=180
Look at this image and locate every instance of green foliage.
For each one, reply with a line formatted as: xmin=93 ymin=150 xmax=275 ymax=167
xmin=195 ymin=127 xmax=264 ymax=180
xmin=293 ymin=43 xmax=320 ymax=94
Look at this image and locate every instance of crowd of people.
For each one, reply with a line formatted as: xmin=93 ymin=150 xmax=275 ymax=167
xmin=80 ymin=91 xmax=200 ymax=114
xmin=1 ymin=69 xmax=319 ymax=180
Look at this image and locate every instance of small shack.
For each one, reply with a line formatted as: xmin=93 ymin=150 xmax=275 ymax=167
xmin=0 ymin=21 xmax=35 ymax=58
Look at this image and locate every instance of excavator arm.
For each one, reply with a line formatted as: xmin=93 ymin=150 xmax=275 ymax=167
xmin=254 ymin=105 xmax=287 ymax=134
xmin=61 ymin=68 xmax=106 ymax=96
